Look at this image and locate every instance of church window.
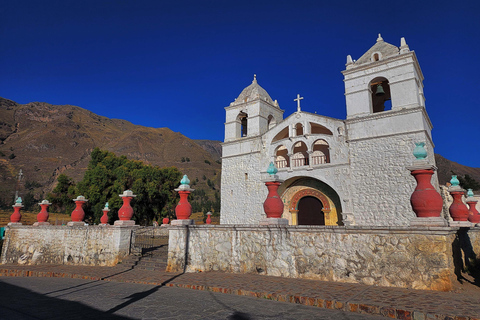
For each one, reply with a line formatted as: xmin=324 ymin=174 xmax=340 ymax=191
xmin=267 ymin=115 xmax=276 ymax=130
xmin=292 ymin=141 xmax=308 ymax=167
xmin=237 ymin=112 xmax=248 ymax=137
xmin=272 ymin=126 xmax=289 ymax=142
xmin=370 ymin=77 xmax=392 ymax=113
xmin=295 ymin=123 xmax=304 ymax=136
xmin=310 ymin=123 xmax=333 ymax=135
xmin=275 ymin=145 xmax=289 ymax=168
xmin=371 ymin=52 xmax=382 ymax=62
xmin=311 ymin=139 xmax=330 ymax=165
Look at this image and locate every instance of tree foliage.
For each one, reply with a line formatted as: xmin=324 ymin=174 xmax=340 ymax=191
xmin=47 ymin=174 xmax=77 ymax=213
xmin=75 ymin=148 xmax=182 ymax=224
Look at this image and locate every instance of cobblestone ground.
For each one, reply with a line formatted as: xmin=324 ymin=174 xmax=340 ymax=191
xmin=0 ymin=277 xmax=387 ymax=320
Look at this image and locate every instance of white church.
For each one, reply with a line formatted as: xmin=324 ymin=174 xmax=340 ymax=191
xmin=220 ymin=35 xmax=437 ymax=227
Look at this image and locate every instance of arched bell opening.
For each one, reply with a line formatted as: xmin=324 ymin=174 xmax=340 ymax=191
xmin=294 ymin=123 xmax=304 ymax=136
xmin=274 ymin=145 xmax=289 ymax=169
xmin=237 ymin=112 xmax=248 ymax=137
xmin=267 ymin=114 xmax=276 ymax=130
xmin=370 ymin=77 xmax=391 ymax=113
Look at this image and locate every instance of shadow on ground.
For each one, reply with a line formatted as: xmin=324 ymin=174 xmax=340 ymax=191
xmin=0 ymin=280 xmax=133 ymax=320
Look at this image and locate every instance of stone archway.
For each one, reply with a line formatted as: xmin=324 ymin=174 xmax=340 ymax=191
xmin=289 ymin=188 xmax=332 ymax=225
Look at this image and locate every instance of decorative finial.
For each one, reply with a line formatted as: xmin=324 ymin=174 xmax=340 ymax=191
xmin=413 ymin=142 xmax=427 ymax=160
xmin=105 ymin=202 xmax=109 ymax=208
xmin=180 ymin=174 xmax=190 ymax=185
xmin=376 ymin=33 xmax=383 ymax=42
xmin=253 ymin=74 xmax=257 ymax=84
xmin=267 ymin=162 xmax=278 ymax=176
xmin=346 ymin=55 xmax=353 ymax=65
xmin=15 ymin=197 xmax=22 ymax=204
xmin=467 ymin=189 xmax=474 ymax=198
xmin=450 ymin=175 xmax=460 ymax=187
xmin=400 ymin=37 xmax=410 ymax=54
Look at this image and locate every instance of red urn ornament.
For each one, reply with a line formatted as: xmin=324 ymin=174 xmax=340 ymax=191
xmin=10 ymin=197 xmax=24 ymax=224
xmin=162 ymin=217 xmax=170 ymax=224
xmin=118 ymin=190 xmax=136 ymax=220
xmin=175 ymin=175 xmax=194 ymax=220
xmin=448 ymin=176 xmax=469 ymax=221
xmin=206 ymin=212 xmax=212 ymax=224
xmin=466 ymin=189 xmax=480 ymax=224
xmin=264 ymin=181 xmax=284 ymax=218
xmin=100 ymin=202 xmax=110 ymax=225
xmin=37 ymin=200 xmax=52 ymax=223
xmin=263 ymin=162 xmax=284 ymax=218
xmin=410 ymin=169 xmax=443 ymax=217
xmin=71 ymin=196 xmax=88 ymax=222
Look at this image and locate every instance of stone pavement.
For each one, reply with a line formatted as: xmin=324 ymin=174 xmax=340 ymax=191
xmin=0 ymin=277 xmax=385 ymax=319
xmin=0 ymin=263 xmax=479 ymax=320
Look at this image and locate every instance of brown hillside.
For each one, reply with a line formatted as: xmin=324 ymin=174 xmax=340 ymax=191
xmin=435 ymin=154 xmax=480 ymax=188
xmin=0 ymin=97 xmax=220 ymax=202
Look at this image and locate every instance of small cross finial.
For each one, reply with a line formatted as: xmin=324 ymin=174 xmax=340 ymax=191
xmin=294 ymin=94 xmax=304 ymax=112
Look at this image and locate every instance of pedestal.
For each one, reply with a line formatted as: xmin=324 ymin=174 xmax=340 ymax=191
xmin=114 ymin=220 xmax=136 ymax=226
xmin=171 ymin=219 xmax=194 ymax=226
xmin=259 ymin=218 xmax=289 ymax=226
xmin=67 ymin=221 xmax=87 ymax=227
xmin=410 ymin=217 xmax=448 ymax=227
xmin=449 ymin=221 xmax=473 ymax=227
xmin=7 ymin=222 xmax=22 ymax=226
xmin=33 ymin=222 xmax=51 ymax=226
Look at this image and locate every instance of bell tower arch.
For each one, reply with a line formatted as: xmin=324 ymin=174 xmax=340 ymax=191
xmin=343 ymin=34 xmax=425 ymax=118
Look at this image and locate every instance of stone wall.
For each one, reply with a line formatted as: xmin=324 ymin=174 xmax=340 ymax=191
xmin=347 ymin=129 xmax=436 ymax=226
xmin=1 ymin=225 xmax=135 ymax=266
xmin=167 ymin=225 xmax=480 ymax=291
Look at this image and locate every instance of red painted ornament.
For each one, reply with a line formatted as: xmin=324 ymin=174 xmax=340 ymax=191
xmin=10 ymin=205 xmax=22 ymax=223
xmin=175 ymin=191 xmax=192 ymax=220
xmin=100 ymin=209 xmax=109 ymax=225
xmin=467 ymin=200 xmax=480 ymax=223
xmin=206 ymin=212 xmax=212 ymax=224
xmin=118 ymin=197 xmax=134 ymax=220
xmin=263 ymin=181 xmax=284 ymax=218
xmin=71 ymin=196 xmax=87 ymax=222
xmin=162 ymin=217 xmax=170 ymax=224
xmin=409 ymin=169 xmax=443 ymax=217
xmin=449 ymin=191 xmax=470 ymax=221
xmin=37 ymin=200 xmax=51 ymax=223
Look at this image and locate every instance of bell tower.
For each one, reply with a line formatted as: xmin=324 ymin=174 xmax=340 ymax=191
xmin=342 ymin=34 xmax=425 ymax=118
xmin=224 ymin=75 xmax=284 ymax=143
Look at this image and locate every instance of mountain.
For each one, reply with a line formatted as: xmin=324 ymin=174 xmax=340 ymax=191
xmin=435 ymin=154 xmax=480 ymax=187
xmin=0 ymin=97 xmax=221 ymax=204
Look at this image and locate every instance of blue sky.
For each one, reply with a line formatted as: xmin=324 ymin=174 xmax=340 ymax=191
xmin=1 ymin=1 xmax=479 ymax=167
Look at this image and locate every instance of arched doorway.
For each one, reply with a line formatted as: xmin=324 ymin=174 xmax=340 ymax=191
xmin=297 ymin=196 xmax=325 ymax=225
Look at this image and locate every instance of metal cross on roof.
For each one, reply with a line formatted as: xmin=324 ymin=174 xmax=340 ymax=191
xmin=294 ymin=94 xmax=303 ymax=112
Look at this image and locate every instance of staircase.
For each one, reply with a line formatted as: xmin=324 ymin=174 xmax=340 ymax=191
xmin=121 ymin=227 xmax=169 ymax=271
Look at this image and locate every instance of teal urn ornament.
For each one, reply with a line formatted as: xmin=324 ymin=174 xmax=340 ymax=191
xmin=413 ymin=142 xmax=427 ymax=160
xmin=450 ymin=175 xmax=460 ymax=187
xmin=467 ymin=189 xmax=474 ymax=198
xmin=267 ymin=162 xmax=278 ymax=176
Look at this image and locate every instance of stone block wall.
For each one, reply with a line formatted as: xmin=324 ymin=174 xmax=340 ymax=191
xmin=167 ymin=225 xmax=478 ymax=291
xmin=1 ymin=225 xmax=135 ymax=266
xmin=347 ymin=130 xmax=436 ymax=226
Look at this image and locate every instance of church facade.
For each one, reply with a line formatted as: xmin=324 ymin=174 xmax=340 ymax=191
xmin=220 ymin=35 xmax=437 ymax=227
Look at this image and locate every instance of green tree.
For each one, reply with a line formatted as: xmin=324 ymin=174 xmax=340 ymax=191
xmin=76 ymin=148 xmax=182 ymax=224
xmin=47 ymin=174 xmax=76 ymax=213
xmin=459 ymin=174 xmax=480 ymax=191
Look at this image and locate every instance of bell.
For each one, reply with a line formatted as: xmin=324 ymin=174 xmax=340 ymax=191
xmin=375 ymin=84 xmax=385 ymax=96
